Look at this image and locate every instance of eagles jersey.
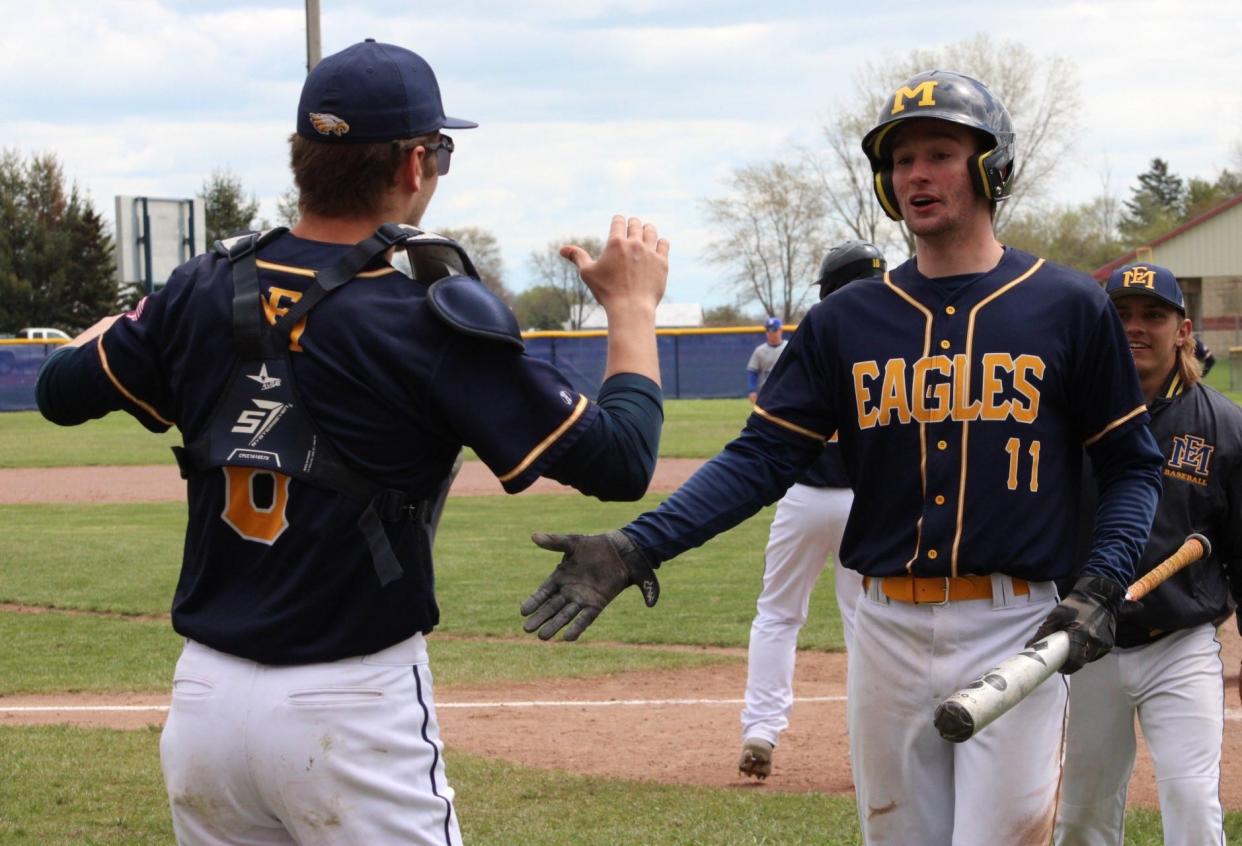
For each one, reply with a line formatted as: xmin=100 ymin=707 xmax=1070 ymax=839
xmin=39 ymin=234 xmax=656 ymax=663
xmin=626 ymin=247 xmax=1160 ymax=585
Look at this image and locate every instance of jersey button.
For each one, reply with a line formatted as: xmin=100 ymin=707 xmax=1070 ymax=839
xmin=934 ymin=494 xmax=945 ymax=505
xmin=939 ymin=339 xmax=951 ymax=350
xmin=927 ymin=549 xmax=939 ymax=559
xmin=937 ymin=440 xmax=948 ymax=450
xmin=945 ymin=306 xmax=956 ymax=315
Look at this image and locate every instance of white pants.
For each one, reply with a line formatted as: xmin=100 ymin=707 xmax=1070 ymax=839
xmin=849 ymin=575 xmax=1064 ymax=846
xmin=741 ymin=483 xmax=856 ymax=745
xmin=1056 ymin=623 xmax=1226 ymax=846
xmin=160 ymin=635 xmax=460 ymax=846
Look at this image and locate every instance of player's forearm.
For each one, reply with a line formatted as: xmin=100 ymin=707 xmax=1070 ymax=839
xmin=1083 ymin=424 xmax=1164 ymax=584
xmin=544 ymin=373 xmax=663 ymax=501
xmin=622 ymin=425 xmax=819 ymax=562
xmin=600 ymin=301 xmax=660 ymax=384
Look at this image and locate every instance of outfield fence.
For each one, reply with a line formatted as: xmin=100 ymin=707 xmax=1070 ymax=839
xmin=0 ymin=327 xmax=784 ymax=412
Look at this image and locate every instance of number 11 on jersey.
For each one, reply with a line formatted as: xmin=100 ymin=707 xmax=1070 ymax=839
xmin=1005 ymin=437 xmax=1040 ymax=493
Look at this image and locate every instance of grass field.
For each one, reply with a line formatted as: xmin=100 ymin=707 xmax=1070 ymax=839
xmin=6 ymin=383 xmax=1242 ymax=843
xmin=0 ymin=397 xmax=754 ymax=468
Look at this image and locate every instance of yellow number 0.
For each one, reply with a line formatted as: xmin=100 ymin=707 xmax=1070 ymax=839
xmin=221 ymin=467 xmax=291 ymax=544
xmin=1004 ymin=437 xmax=1041 ymax=493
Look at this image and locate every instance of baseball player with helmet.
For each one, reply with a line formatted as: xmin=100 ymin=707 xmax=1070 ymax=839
xmin=737 ymin=240 xmax=885 ymax=781
xmin=1055 ymin=263 xmax=1242 ymax=845
xmin=36 ymin=40 xmax=670 ymax=846
xmin=519 ymin=69 xmax=1164 ymax=844
xmin=747 ymin=316 xmax=787 ymax=404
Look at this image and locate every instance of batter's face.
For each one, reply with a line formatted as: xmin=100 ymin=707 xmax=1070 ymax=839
xmin=766 ymin=328 xmax=783 ymax=345
xmin=889 ymin=120 xmax=988 ymax=238
xmin=1112 ymin=295 xmax=1191 ymax=384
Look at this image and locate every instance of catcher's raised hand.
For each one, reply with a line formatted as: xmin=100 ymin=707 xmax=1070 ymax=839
xmin=521 ymin=530 xmax=659 ymax=641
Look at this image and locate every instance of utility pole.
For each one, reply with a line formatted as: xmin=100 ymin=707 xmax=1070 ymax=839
xmin=305 ymin=0 xmax=321 ymax=72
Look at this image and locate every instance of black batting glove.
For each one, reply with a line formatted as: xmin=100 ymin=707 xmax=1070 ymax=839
xmin=521 ymin=530 xmax=659 ymax=641
xmin=1027 ymin=575 xmax=1125 ymax=674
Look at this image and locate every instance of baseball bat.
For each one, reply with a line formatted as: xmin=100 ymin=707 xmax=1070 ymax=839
xmin=932 ymin=533 xmax=1211 ymax=743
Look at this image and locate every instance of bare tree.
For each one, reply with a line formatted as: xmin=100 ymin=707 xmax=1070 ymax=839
xmin=528 ymin=236 xmax=601 ymax=329
xmin=701 ymin=161 xmax=830 ymax=321
xmin=813 ymin=34 xmax=1081 ymax=255
xmin=439 ymin=226 xmax=512 ymax=303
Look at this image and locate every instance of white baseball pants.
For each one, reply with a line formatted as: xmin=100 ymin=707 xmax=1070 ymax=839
xmin=741 ymin=483 xmax=856 ymax=746
xmin=849 ymin=575 xmax=1064 ymax=846
xmin=160 ymin=634 xmax=460 ymax=846
xmin=1055 ymin=622 xmax=1225 ymax=846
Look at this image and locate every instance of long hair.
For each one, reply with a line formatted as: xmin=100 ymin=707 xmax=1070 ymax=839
xmin=1175 ymin=335 xmax=1203 ymax=388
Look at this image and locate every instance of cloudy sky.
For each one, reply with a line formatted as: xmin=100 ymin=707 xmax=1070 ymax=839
xmin=4 ymin=0 xmax=1239 ymax=307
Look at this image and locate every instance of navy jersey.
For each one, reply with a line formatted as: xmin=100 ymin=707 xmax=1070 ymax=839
xmin=797 ymin=438 xmax=850 ymax=488
xmin=1076 ymin=375 xmax=1242 ymax=642
xmin=41 ymin=235 xmax=647 ymax=663
xmin=627 ymin=247 xmax=1158 ymax=583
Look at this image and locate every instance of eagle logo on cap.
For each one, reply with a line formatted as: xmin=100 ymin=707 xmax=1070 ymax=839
xmin=308 ymin=113 xmax=350 ymax=136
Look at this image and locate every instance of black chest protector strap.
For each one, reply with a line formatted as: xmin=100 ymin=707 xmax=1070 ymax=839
xmin=175 ymin=224 xmax=449 ymax=587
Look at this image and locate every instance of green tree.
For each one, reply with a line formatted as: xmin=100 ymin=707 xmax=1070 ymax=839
xmin=0 ymin=150 xmax=116 ymax=333
xmin=702 ymin=304 xmax=750 ymax=327
xmin=201 ymin=168 xmax=260 ymax=245
xmin=1183 ymin=169 xmax=1242 ymax=220
xmin=275 ymin=185 xmax=300 ymax=227
xmin=528 ymin=237 xmax=601 ymax=330
xmin=999 ymin=197 xmax=1124 ymax=273
xmin=438 ymin=226 xmax=512 ymax=304
xmin=512 ymin=284 xmax=570 ymax=330
xmin=1119 ymin=158 xmax=1184 ymax=244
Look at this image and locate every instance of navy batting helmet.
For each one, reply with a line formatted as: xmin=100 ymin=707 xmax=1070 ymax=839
xmin=860 ymin=70 xmax=1015 ymax=221
xmin=815 ymin=240 xmax=886 ymax=300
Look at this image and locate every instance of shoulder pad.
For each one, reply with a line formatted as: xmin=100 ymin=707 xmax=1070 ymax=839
xmin=427 ymin=276 xmax=524 ymax=350
xmin=390 ymin=226 xmax=482 ymax=282
xmin=212 ymin=227 xmax=289 ymax=261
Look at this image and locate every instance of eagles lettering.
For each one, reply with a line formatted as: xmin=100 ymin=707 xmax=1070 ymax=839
xmin=853 ymin=353 xmax=1045 ymax=428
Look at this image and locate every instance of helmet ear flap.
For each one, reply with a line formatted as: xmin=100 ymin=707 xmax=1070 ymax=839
xmin=967 ymin=150 xmax=992 ymax=199
xmin=874 ymin=171 xmax=903 ymax=221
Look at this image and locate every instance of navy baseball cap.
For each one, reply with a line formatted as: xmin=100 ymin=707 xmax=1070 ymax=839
xmin=297 ymin=39 xmax=478 ymax=142
xmin=1105 ymin=263 xmax=1185 ymax=314
xmin=765 ymin=317 xmax=783 ymax=331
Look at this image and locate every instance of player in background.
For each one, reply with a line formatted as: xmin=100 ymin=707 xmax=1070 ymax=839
xmin=518 ymin=70 xmax=1164 ymax=845
xmin=747 ymin=316 xmax=787 ymax=404
xmin=37 ymin=40 xmax=669 ymax=846
xmin=1194 ymin=334 xmax=1216 ymax=376
xmin=1055 ymin=263 xmax=1242 ymax=845
xmin=737 ymin=241 xmax=885 ymax=781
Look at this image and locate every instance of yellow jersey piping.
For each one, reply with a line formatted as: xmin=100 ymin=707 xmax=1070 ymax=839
xmin=255 ymin=259 xmax=397 ymax=279
xmin=498 ymin=394 xmax=589 ymax=483
xmin=1084 ymin=404 xmax=1148 ymax=447
xmin=882 ymin=271 xmax=933 ymax=572
xmin=950 ymin=258 xmax=1045 ymax=575
xmin=96 ymin=337 xmax=174 ymax=427
xmin=751 ymin=405 xmax=828 ymax=441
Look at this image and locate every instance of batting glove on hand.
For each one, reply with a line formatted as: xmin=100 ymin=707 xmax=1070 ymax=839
xmin=1027 ymin=575 xmax=1125 ymax=674
xmin=521 ymin=530 xmax=659 ymax=641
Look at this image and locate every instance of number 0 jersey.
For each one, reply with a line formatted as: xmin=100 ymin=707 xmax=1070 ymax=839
xmin=39 ymin=234 xmax=658 ymax=663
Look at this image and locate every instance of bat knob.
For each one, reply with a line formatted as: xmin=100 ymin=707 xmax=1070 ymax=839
xmin=933 ymin=699 xmax=975 ymax=743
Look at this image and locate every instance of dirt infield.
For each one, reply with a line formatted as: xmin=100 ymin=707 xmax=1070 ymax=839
xmin=3 ymin=460 xmax=1241 ymax=808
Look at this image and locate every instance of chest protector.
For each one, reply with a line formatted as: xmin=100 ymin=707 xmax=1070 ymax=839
xmin=173 ymin=223 xmax=499 ymax=586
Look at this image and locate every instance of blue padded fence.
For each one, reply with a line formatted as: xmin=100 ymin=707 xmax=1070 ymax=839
xmin=0 ymin=327 xmax=791 ymax=411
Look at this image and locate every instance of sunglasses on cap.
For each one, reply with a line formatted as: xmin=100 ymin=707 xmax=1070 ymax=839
xmin=400 ymin=134 xmax=454 ymax=176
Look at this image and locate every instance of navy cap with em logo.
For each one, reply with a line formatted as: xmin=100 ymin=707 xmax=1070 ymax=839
xmin=1105 ymin=263 xmax=1185 ymax=314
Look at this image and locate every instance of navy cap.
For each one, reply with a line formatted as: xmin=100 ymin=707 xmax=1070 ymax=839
xmin=1105 ymin=263 xmax=1185 ymax=314
xmin=765 ymin=317 xmax=783 ymax=331
xmin=297 ymin=39 xmax=477 ymax=142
